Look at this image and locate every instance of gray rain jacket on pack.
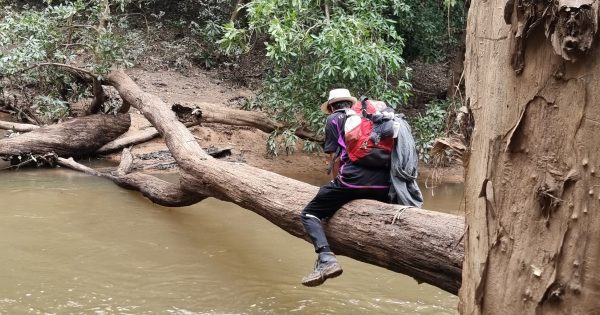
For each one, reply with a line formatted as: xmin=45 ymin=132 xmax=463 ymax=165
xmin=388 ymin=114 xmax=424 ymax=208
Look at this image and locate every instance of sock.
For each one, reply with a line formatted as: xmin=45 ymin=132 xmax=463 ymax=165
xmin=317 ymin=246 xmax=331 ymax=253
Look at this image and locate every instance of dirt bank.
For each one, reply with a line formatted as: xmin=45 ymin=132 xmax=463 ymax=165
xmin=102 ymin=67 xmax=463 ymax=183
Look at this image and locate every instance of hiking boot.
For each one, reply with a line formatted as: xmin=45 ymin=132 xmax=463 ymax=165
xmin=301 ymin=252 xmax=343 ymax=287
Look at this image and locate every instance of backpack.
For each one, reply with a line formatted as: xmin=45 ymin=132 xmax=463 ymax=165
xmin=343 ymin=97 xmax=397 ymax=168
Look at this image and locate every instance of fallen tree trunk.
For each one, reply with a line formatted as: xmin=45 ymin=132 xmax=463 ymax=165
xmin=0 ymin=120 xmax=40 ymax=132
xmin=179 ymin=102 xmax=322 ymax=142
xmin=0 ymin=114 xmax=130 ymax=158
xmin=106 ymin=69 xmax=465 ymax=294
xmin=97 ymin=121 xmax=200 ymax=154
xmin=2 ymin=100 xmax=321 ymax=154
xmin=98 ymin=102 xmax=322 ymax=154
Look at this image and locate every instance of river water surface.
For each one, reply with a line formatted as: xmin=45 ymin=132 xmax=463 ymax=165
xmin=0 ymin=167 xmax=463 ymax=314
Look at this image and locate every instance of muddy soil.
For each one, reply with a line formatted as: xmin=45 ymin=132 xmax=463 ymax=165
xmin=105 ymin=68 xmax=331 ymax=178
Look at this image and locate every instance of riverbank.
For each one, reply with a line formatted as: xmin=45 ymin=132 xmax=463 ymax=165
xmin=101 ymin=67 xmax=464 ymax=184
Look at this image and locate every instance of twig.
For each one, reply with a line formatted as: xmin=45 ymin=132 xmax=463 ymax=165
xmin=391 ymin=206 xmax=413 ymax=225
xmin=230 ymin=0 xmax=246 ymax=23
xmin=11 ymin=62 xmax=105 ymax=115
xmin=0 ymin=157 xmax=34 ymax=170
xmin=12 ymin=63 xmax=95 ymax=80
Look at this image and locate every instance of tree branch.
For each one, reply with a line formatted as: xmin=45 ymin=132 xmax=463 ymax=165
xmin=57 ymin=149 xmax=206 ymax=207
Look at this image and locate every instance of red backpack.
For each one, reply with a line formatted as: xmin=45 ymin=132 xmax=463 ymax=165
xmin=343 ymin=97 xmax=396 ymax=168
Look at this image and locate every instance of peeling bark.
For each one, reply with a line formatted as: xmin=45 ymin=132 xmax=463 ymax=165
xmin=461 ymin=1 xmax=600 ymax=313
xmin=505 ymin=0 xmax=599 ymax=73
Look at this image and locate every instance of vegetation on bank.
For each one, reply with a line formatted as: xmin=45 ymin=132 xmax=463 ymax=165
xmin=0 ymin=0 xmax=466 ymax=161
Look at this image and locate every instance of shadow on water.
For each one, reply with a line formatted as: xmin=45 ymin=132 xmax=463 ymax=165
xmin=0 ymin=166 xmax=463 ymax=314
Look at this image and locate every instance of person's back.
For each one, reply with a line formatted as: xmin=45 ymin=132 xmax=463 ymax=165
xmin=324 ymin=108 xmax=391 ymax=189
xmin=299 ymin=89 xmax=392 ymax=287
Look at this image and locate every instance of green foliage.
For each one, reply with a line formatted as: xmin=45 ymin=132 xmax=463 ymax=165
xmin=397 ymin=0 xmax=466 ymax=62
xmin=0 ymin=0 xmax=147 ymax=120
xmin=266 ymin=128 xmax=300 ymax=157
xmin=303 ymin=139 xmax=321 ymax=154
xmin=32 ymin=95 xmax=69 ymax=123
xmin=218 ymin=22 xmax=249 ymax=56
xmin=219 ymin=0 xmax=412 ymax=143
xmin=190 ymin=20 xmax=226 ymax=69
xmin=188 ymin=1 xmax=235 ymax=69
xmin=0 ymin=1 xmax=144 ymax=75
xmin=144 ymin=0 xmax=235 ymax=70
xmin=412 ymin=99 xmax=449 ymax=163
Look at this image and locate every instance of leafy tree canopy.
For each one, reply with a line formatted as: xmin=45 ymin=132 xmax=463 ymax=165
xmin=0 ymin=0 xmax=466 ymax=155
xmin=220 ymin=0 xmax=411 ymax=135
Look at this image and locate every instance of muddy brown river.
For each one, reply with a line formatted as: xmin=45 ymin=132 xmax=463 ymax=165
xmin=0 ymin=167 xmax=463 ymax=314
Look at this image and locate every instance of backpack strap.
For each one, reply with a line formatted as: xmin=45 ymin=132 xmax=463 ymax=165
xmin=326 ymin=146 xmax=342 ymax=175
xmin=326 ymin=111 xmax=347 ymax=175
xmin=360 ymin=96 xmax=372 ymax=119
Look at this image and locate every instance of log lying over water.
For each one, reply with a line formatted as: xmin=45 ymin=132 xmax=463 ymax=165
xmin=106 ymin=69 xmax=465 ymax=294
xmin=0 ymin=114 xmax=130 ymax=158
xmin=57 ymin=149 xmax=205 ymax=207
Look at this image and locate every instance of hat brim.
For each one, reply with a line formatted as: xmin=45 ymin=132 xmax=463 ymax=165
xmin=320 ymin=96 xmax=358 ymax=113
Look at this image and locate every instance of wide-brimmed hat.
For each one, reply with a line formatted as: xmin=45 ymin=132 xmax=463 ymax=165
xmin=320 ymin=88 xmax=357 ymax=113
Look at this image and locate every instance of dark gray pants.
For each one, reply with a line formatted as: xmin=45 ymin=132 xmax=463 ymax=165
xmin=300 ymin=180 xmax=389 ymax=252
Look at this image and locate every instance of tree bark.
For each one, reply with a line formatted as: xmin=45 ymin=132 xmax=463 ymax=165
xmin=0 ymin=120 xmax=39 ymax=132
xmin=105 ymin=69 xmax=465 ymax=294
xmin=97 ymin=121 xmax=199 ymax=154
xmin=175 ymin=102 xmax=322 ymax=142
xmin=0 ymin=114 xmax=130 ymax=158
xmin=98 ymin=102 xmax=321 ymax=154
xmin=460 ymin=1 xmax=600 ymax=313
xmin=56 ymin=150 xmax=206 ymax=207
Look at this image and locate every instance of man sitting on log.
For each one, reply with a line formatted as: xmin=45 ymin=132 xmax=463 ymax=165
xmin=300 ymin=88 xmax=393 ymax=287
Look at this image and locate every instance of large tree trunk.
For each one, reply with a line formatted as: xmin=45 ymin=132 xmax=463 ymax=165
xmin=460 ymin=1 xmax=600 ymax=313
xmin=105 ymin=69 xmax=465 ymax=294
xmin=0 ymin=114 xmax=130 ymax=158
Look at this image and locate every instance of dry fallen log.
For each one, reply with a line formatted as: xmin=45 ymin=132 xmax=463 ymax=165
xmin=0 ymin=120 xmax=40 ymax=132
xmin=175 ymin=102 xmax=322 ymax=142
xmin=0 ymin=114 xmax=130 ymax=158
xmin=106 ymin=69 xmax=465 ymax=294
xmin=97 ymin=121 xmax=199 ymax=154
xmin=98 ymin=102 xmax=320 ymax=154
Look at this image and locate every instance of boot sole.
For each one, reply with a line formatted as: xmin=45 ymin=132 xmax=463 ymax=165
xmin=301 ymin=265 xmax=343 ymax=287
